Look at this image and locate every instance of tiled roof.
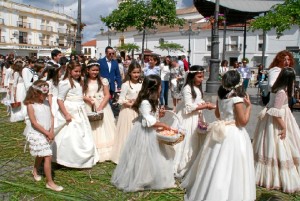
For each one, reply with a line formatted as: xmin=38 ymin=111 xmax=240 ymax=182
xmin=82 ymin=39 xmax=96 ymax=47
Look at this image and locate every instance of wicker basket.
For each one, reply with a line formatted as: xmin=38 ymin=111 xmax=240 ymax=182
xmin=10 ymin=102 xmax=21 ymax=108
xmin=157 ymin=110 xmax=185 ymax=146
xmin=87 ymin=105 xmax=104 ymax=122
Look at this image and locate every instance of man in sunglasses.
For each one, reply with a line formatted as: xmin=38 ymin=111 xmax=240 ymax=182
xmin=97 ymin=46 xmax=122 ymax=95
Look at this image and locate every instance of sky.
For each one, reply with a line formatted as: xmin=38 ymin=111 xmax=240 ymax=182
xmin=11 ymin=0 xmax=193 ymax=42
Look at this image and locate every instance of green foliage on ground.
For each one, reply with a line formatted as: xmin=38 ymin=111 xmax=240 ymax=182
xmin=0 ymin=104 xmax=299 ymax=200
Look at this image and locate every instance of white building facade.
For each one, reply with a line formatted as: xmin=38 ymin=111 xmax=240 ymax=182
xmin=0 ymin=0 xmax=76 ymax=58
xmin=96 ymin=6 xmax=300 ymax=75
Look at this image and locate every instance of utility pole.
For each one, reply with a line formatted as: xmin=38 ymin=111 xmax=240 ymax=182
xmin=75 ymin=0 xmax=82 ymax=54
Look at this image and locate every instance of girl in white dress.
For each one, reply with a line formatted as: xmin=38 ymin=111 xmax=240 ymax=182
xmin=10 ymin=60 xmax=26 ymax=122
xmin=111 ymin=75 xmax=176 ymax=192
xmin=111 ymin=62 xmax=142 ymax=164
xmin=181 ymin=70 xmax=256 ymax=201
xmin=83 ymin=60 xmax=116 ymax=162
xmin=24 ymin=80 xmax=63 ymax=191
xmin=52 ymin=61 xmax=99 ymax=168
xmin=174 ymin=65 xmax=215 ymax=178
xmin=253 ymin=67 xmax=300 ymax=193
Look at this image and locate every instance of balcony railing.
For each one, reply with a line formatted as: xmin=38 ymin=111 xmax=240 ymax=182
xmin=17 ymin=21 xmax=31 ymax=29
xmin=19 ymin=37 xmax=28 ymax=44
xmin=0 ymin=36 xmax=5 ymax=43
xmin=0 ymin=18 xmax=4 ymax=25
xmin=41 ymin=25 xmax=53 ymax=32
xmin=41 ymin=39 xmax=50 ymax=46
xmin=58 ymin=28 xmax=66 ymax=34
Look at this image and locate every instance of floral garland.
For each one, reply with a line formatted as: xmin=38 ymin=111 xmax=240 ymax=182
xmin=32 ymin=85 xmax=49 ymax=94
xmin=87 ymin=62 xmax=100 ymax=67
xmin=222 ymin=69 xmax=243 ymax=91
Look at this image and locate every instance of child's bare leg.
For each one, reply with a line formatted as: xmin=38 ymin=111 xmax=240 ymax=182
xmin=44 ymin=156 xmax=63 ymax=191
xmin=33 ymin=156 xmax=43 ymax=176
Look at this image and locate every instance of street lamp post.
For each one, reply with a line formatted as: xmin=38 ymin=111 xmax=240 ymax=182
xmin=100 ymin=27 xmax=117 ymax=46
xmin=179 ymin=20 xmax=200 ymax=67
xmin=75 ymin=0 xmax=82 ymax=54
xmin=206 ymin=0 xmax=221 ymax=93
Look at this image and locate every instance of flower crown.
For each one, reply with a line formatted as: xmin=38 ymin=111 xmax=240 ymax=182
xmin=222 ymin=70 xmax=243 ymax=91
xmin=87 ymin=62 xmax=100 ymax=67
xmin=188 ymin=70 xmax=204 ymax=74
xmin=32 ymin=85 xmax=49 ymax=94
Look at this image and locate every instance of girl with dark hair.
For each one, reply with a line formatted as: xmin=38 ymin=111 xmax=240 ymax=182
xmin=143 ymin=54 xmax=160 ymax=76
xmin=24 ymin=80 xmax=63 ymax=191
xmin=52 ymin=61 xmax=99 ymax=168
xmin=182 ymin=69 xmax=255 ymax=201
xmin=83 ymin=60 xmax=116 ymax=162
xmin=111 ymin=74 xmax=175 ymax=192
xmin=111 ymin=61 xmax=142 ymax=163
xmin=10 ymin=60 xmax=26 ymax=122
xmin=174 ymin=65 xmax=215 ymax=178
xmin=253 ymin=67 xmax=300 ymax=193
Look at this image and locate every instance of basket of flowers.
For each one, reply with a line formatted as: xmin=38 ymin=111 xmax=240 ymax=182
xmin=156 ymin=110 xmax=185 ymax=145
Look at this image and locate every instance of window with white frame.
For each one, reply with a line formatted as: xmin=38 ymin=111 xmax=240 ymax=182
xmin=207 ymin=37 xmax=211 ymax=51
xmin=258 ymin=35 xmax=263 ymax=51
xmin=230 ymin=36 xmax=238 ymax=51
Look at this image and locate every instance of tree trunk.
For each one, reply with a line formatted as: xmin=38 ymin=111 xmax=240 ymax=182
xmin=141 ymin=28 xmax=146 ymax=67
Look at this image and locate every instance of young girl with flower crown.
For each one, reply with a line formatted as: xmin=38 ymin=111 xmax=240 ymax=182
xmin=52 ymin=60 xmax=99 ymax=168
xmin=253 ymin=67 xmax=300 ymax=193
xmin=111 ymin=61 xmax=142 ymax=164
xmin=83 ymin=60 xmax=116 ymax=162
xmin=181 ymin=70 xmax=255 ymax=201
xmin=173 ymin=65 xmax=215 ymax=178
xmin=111 ymin=74 xmax=176 ymax=192
xmin=24 ymin=80 xmax=63 ymax=191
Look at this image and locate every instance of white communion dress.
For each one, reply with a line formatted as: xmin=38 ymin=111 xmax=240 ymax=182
xmin=181 ymin=96 xmax=256 ymax=201
xmin=253 ymin=90 xmax=300 ymax=193
xmin=111 ymin=100 xmax=175 ymax=192
xmin=10 ymin=72 xmax=26 ymax=122
xmin=173 ymin=85 xmax=206 ymax=178
xmin=52 ymin=79 xmax=99 ymax=168
xmin=26 ymin=101 xmax=52 ymax=157
xmin=111 ymin=81 xmax=142 ymax=164
xmin=84 ymin=78 xmax=116 ymax=162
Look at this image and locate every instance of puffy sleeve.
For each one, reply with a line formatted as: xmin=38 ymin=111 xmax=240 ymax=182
xmin=22 ymin=68 xmax=33 ymax=90
xmin=232 ymin=97 xmax=244 ymax=104
xmin=13 ymin=72 xmax=19 ymax=87
xmin=183 ymin=86 xmax=199 ymax=114
xmin=268 ymin=67 xmax=281 ymax=89
xmin=57 ymin=80 xmax=71 ymax=101
xmin=267 ymin=90 xmax=286 ymax=117
xmin=101 ymin=78 xmax=109 ymax=86
xmin=118 ymin=82 xmax=129 ymax=104
xmin=139 ymin=100 xmax=157 ymax=127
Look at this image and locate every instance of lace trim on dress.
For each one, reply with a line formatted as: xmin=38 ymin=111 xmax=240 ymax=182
xmin=255 ymin=154 xmax=300 ymax=169
xmin=266 ymin=108 xmax=284 ymax=118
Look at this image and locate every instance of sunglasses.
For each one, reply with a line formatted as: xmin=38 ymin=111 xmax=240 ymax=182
xmin=108 ymin=53 xmax=115 ymax=55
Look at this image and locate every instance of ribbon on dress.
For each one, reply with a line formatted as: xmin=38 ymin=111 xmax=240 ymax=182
xmin=258 ymin=107 xmax=268 ymax=120
xmin=207 ymin=120 xmax=235 ymax=143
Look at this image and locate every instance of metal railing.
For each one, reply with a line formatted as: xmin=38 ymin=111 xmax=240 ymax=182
xmin=17 ymin=21 xmax=31 ymax=29
xmin=0 ymin=36 xmax=5 ymax=43
xmin=41 ymin=39 xmax=50 ymax=46
xmin=19 ymin=37 xmax=28 ymax=44
xmin=40 ymin=25 xmax=53 ymax=32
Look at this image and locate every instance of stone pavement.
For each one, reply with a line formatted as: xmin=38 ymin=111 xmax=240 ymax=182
xmin=167 ymin=73 xmax=300 ymax=139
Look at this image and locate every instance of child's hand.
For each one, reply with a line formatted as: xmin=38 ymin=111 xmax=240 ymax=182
xmin=244 ymin=94 xmax=251 ymax=107
xmin=279 ymin=128 xmax=286 ymax=140
xmin=207 ymin=102 xmax=216 ymax=110
xmin=65 ymin=113 xmax=72 ymax=123
xmin=159 ymin=107 xmax=166 ymax=118
xmin=84 ymin=96 xmax=94 ymax=107
xmin=47 ymin=131 xmax=54 ymax=141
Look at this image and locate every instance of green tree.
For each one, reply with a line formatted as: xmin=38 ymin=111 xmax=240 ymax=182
xmin=115 ymin=43 xmax=140 ymax=58
xmin=155 ymin=41 xmax=184 ymax=55
xmin=101 ymin=0 xmax=184 ymax=65
xmin=250 ymin=0 xmax=300 ymax=38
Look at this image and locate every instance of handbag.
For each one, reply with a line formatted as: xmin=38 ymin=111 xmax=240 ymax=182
xmin=197 ymin=119 xmax=208 ymax=134
xmin=87 ymin=105 xmax=104 ymax=122
xmin=11 ymin=102 xmax=21 ymax=108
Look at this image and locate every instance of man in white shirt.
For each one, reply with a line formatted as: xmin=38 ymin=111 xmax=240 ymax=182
xmin=237 ymin=59 xmax=251 ymax=91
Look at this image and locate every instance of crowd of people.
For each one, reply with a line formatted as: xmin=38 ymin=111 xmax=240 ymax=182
xmin=0 ymin=48 xmax=300 ymax=200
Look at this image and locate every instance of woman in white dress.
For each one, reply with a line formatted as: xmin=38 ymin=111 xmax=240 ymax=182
xmin=10 ymin=60 xmax=26 ymax=122
xmin=253 ymin=67 xmax=300 ymax=193
xmin=111 ymin=75 xmax=175 ymax=192
xmin=111 ymin=62 xmax=142 ymax=164
xmin=52 ymin=61 xmax=99 ymax=168
xmin=181 ymin=70 xmax=256 ymax=201
xmin=174 ymin=65 xmax=215 ymax=178
xmin=83 ymin=60 xmax=116 ymax=162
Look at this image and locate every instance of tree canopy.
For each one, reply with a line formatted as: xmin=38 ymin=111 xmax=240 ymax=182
xmin=250 ymin=0 xmax=300 ymax=37
xmin=155 ymin=41 xmax=184 ymax=55
xmin=115 ymin=43 xmax=140 ymax=58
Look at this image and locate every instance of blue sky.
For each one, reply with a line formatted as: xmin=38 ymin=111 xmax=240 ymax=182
xmin=12 ymin=0 xmax=193 ymax=42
